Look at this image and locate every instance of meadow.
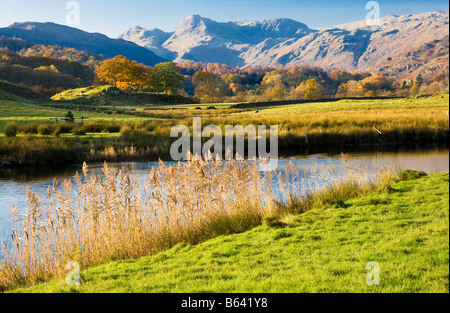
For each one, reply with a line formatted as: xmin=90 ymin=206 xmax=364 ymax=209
xmin=1 ymin=94 xmax=448 ymax=166
xmin=251 ymin=95 xmax=450 ymax=113
xmin=0 ymin=99 xmax=152 ymax=134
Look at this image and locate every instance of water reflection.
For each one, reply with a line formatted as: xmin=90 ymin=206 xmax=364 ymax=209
xmin=1 ymin=147 xmax=448 ymax=234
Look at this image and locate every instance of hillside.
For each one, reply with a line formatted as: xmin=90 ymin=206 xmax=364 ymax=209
xmin=0 ymin=36 xmax=106 ymax=69
xmin=372 ymin=36 xmax=449 ymax=82
xmin=14 ymin=171 xmax=449 ymax=293
xmin=0 ymin=79 xmax=48 ymax=102
xmin=0 ymin=22 xmax=167 ymax=67
xmin=51 ymin=85 xmax=198 ymax=107
xmin=120 ymin=11 xmax=449 ymax=70
xmin=0 ymin=50 xmax=95 ymax=96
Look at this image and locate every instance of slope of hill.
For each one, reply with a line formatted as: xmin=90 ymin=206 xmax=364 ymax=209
xmin=0 ymin=79 xmax=48 ymax=102
xmin=372 ymin=36 xmax=449 ymax=81
xmin=51 ymin=85 xmax=198 ymax=106
xmin=0 ymin=36 xmax=106 ymax=69
xmin=0 ymin=50 xmax=95 ymax=96
xmin=120 ymin=11 xmax=449 ymax=70
xmin=0 ymin=22 xmax=167 ymax=66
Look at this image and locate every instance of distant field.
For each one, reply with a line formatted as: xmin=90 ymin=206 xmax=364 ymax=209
xmin=1 ymin=94 xmax=448 ymax=164
xmin=2 ymin=95 xmax=448 ymax=136
xmin=243 ymin=94 xmax=450 ymax=115
xmin=148 ymin=103 xmax=234 ymax=109
xmin=0 ymin=100 xmax=151 ymax=134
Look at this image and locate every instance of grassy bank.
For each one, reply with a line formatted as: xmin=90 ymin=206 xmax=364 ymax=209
xmin=1 ymin=157 xmax=395 ymax=291
xmin=50 ymin=85 xmax=197 ymax=107
xmin=12 ymin=170 xmax=449 ymax=293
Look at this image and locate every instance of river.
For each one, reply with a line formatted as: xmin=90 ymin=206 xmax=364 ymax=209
xmin=0 ymin=146 xmax=448 ymax=235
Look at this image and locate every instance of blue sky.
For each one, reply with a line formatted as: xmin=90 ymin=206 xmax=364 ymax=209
xmin=0 ymin=0 xmax=448 ymax=38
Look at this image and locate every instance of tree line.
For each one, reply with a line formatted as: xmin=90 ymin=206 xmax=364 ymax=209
xmin=95 ymin=56 xmax=449 ymax=103
xmin=1 ymin=44 xmax=447 ymax=101
xmin=0 ymin=51 xmax=95 ymax=96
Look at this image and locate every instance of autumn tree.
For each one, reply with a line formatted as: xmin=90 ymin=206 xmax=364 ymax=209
xmin=229 ymin=82 xmax=244 ymax=95
xmin=0 ymin=51 xmax=95 ymax=96
xmin=304 ymin=79 xmax=318 ymax=99
xmin=336 ymin=80 xmax=365 ymax=98
xmin=95 ymin=56 xmax=137 ymax=92
xmin=360 ymin=75 xmax=396 ymax=96
xmin=222 ymin=73 xmax=241 ymax=84
xmin=292 ymin=78 xmax=328 ymax=99
xmin=133 ymin=63 xmax=155 ymax=91
xmin=263 ymin=84 xmax=287 ymax=101
xmin=151 ymin=62 xmax=184 ymax=95
xmin=192 ymin=70 xmax=229 ymax=103
xmin=95 ymin=56 xmax=159 ymax=92
xmin=409 ymin=74 xmax=424 ymax=96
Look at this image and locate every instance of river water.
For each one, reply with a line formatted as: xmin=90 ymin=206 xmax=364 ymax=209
xmin=0 ymin=146 xmax=448 ymax=235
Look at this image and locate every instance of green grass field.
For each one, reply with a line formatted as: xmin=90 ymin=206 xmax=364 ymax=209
xmin=51 ymin=85 xmax=197 ymax=108
xmin=1 ymin=87 xmax=448 ymax=165
xmin=252 ymin=95 xmax=449 ymax=115
xmin=2 ymin=92 xmax=448 ymax=135
xmin=15 ymin=171 xmax=449 ymax=293
xmin=0 ymin=99 xmax=152 ymax=134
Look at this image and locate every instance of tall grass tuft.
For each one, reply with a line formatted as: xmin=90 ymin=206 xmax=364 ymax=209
xmin=5 ymin=122 xmax=18 ymax=138
xmin=0 ymin=156 xmax=394 ymax=291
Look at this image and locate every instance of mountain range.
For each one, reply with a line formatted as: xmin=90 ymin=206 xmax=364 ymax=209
xmin=0 ymin=22 xmax=167 ymax=66
xmin=0 ymin=11 xmax=447 ymax=79
xmin=120 ymin=11 xmax=449 ymax=72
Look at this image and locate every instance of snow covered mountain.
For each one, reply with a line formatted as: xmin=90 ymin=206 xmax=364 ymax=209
xmin=120 ymin=11 xmax=449 ymax=71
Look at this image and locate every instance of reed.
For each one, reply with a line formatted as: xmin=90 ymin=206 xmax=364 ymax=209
xmin=0 ymin=155 xmax=394 ymax=291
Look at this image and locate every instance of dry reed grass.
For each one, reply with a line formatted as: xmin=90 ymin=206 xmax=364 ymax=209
xmin=0 ymin=154 xmax=394 ymax=291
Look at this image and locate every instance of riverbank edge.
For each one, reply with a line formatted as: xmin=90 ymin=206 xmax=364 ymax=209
xmin=7 ymin=170 xmax=449 ymax=293
xmin=1 ymin=133 xmax=449 ymax=169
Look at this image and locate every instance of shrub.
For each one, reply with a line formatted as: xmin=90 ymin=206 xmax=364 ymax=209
xmin=20 ymin=123 xmax=39 ymax=135
xmin=5 ymin=122 xmax=18 ymax=137
xmin=144 ymin=124 xmax=155 ymax=132
xmin=397 ymin=169 xmax=428 ymax=181
xmin=37 ymin=124 xmax=52 ymax=136
xmin=56 ymin=124 xmax=74 ymax=133
xmin=65 ymin=110 xmax=74 ymax=122
xmin=105 ymin=124 xmax=121 ymax=133
xmin=81 ymin=122 xmax=102 ymax=133
xmin=72 ymin=127 xmax=87 ymax=136
xmin=80 ymin=122 xmax=122 ymax=133
xmin=120 ymin=125 xmax=133 ymax=136
xmin=262 ymin=215 xmax=287 ymax=228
